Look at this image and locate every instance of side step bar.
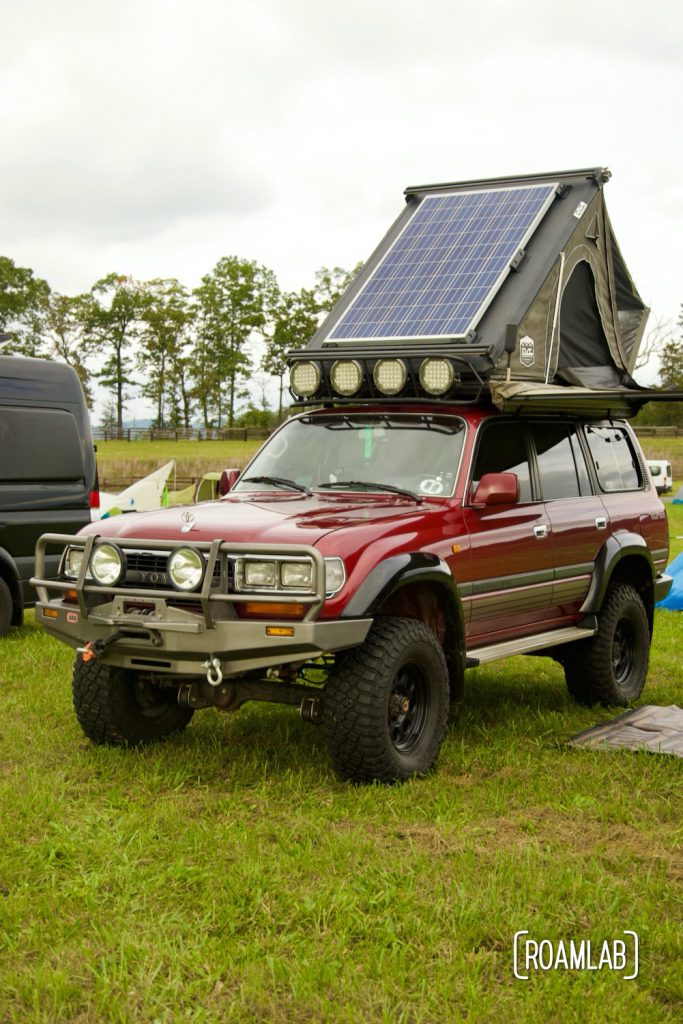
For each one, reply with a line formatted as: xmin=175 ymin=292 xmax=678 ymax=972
xmin=466 ymin=620 xmax=597 ymax=667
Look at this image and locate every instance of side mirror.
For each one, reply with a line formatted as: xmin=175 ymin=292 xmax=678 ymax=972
xmin=219 ymin=468 xmax=240 ymax=496
xmin=472 ymin=472 xmax=519 ymax=507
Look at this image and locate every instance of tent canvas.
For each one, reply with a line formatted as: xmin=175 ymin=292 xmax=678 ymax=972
xmin=568 ymin=705 xmax=683 ymax=757
xmin=307 ymin=168 xmax=648 ymax=389
xmin=289 ymin=166 xmax=683 ymax=417
xmin=97 ymin=460 xmax=175 ymax=519
xmin=673 ymin=485 xmax=683 ymax=505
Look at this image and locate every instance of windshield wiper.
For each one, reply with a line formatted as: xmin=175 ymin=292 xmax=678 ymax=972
xmin=317 ymin=480 xmax=422 ymax=503
xmin=241 ymin=475 xmax=312 ymax=496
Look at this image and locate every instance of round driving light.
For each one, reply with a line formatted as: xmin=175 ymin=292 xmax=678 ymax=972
xmin=168 ymin=547 xmax=204 ymax=591
xmin=419 ymin=357 xmax=455 ymax=396
xmin=330 ymin=359 xmax=363 ymax=396
xmin=290 ymin=360 xmax=321 ymax=398
xmin=373 ymin=358 xmax=407 ymax=395
xmin=90 ymin=543 xmax=124 ymax=586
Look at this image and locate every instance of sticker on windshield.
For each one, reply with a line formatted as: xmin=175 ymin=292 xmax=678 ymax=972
xmin=419 ymin=477 xmax=445 ymax=495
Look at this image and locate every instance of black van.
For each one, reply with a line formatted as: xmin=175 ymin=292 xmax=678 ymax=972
xmin=0 ymin=355 xmax=98 ymax=636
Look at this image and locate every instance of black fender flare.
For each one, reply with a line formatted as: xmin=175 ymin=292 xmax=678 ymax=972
xmin=340 ymin=552 xmax=466 ymax=687
xmin=581 ymin=531 xmax=655 ymax=616
xmin=0 ymin=546 xmax=23 ymax=626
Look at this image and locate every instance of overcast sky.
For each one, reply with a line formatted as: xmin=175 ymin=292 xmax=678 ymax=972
xmin=2 ymin=0 xmax=681 ymax=414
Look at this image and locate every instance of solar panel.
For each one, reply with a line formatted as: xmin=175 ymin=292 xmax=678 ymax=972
xmin=327 ymin=183 xmax=558 ymax=343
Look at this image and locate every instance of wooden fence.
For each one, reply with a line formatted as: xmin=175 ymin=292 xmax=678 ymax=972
xmin=93 ymin=426 xmax=272 ymax=442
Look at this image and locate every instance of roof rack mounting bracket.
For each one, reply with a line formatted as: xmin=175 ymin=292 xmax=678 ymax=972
xmin=509 ymin=248 xmax=527 ymax=272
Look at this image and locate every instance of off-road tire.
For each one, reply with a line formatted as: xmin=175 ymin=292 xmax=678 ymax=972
xmin=324 ymin=616 xmax=450 ymax=783
xmin=72 ymin=659 xmax=193 ymax=746
xmin=0 ymin=577 xmax=12 ymax=638
xmin=563 ymin=583 xmax=650 ymax=706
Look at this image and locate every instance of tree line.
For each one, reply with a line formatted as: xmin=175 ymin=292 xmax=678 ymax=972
xmin=1 ymin=254 xmax=682 ymax=427
xmin=0 ymin=255 xmax=361 ymax=430
xmin=632 ymin=307 xmax=683 ymax=427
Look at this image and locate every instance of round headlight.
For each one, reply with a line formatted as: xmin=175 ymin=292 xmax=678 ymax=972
xmin=419 ymin=357 xmax=455 ymax=396
xmin=168 ymin=547 xmax=205 ymax=591
xmin=330 ymin=359 xmax=363 ymax=396
xmin=90 ymin=543 xmax=124 ymax=586
xmin=373 ymin=358 xmax=407 ymax=395
xmin=290 ymin=361 xmax=321 ymax=398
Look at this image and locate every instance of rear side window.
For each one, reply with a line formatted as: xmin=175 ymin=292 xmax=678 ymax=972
xmin=471 ymin=420 xmax=532 ymax=502
xmin=531 ymin=423 xmax=585 ymax=500
xmin=0 ymin=407 xmax=84 ymax=481
xmin=584 ymin=424 xmax=643 ymax=492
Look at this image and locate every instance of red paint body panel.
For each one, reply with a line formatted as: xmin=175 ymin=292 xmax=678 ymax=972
xmin=75 ymin=404 xmax=670 ymax=639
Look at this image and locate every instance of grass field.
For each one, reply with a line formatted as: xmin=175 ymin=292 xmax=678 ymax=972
xmin=95 ymin=439 xmax=263 ymax=490
xmin=0 ymin=465 xmax=681 ymax=1022
xmin=94 ymin=435 xmax=683 ymax=491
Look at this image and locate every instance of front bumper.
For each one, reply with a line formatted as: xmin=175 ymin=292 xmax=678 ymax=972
xmin=32 ymin=533 xmax=371 ymax=677
xmin=654 ymin=573 xmax=673 ymax=605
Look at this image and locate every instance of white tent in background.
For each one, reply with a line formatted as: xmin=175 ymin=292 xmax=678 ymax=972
xmin=673 ymin=485 xmax=683 ymax=506
xmin=96 ymin=460 xmax=176 ymax=520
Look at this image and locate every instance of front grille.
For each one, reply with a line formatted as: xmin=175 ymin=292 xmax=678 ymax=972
xmin=120 ymin=550 xmax=223 ymax=590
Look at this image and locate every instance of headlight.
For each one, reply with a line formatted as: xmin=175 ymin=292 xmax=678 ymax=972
xmin=290 ymin=361 xmax=321 ymax=398
xmin=167 ymin=547 xmax=204 ymax=591
xmin=324 ymin=557 xmax=345 ymax=596
xmin=90 ymin=543 xmax=124 ymax=586
xmin=63 ymin=547 xmax=87 ymax=579
xmin=243 ymin=560 xmax=278 ymax=588
xmin=281 ymin=561 xmax=313 ymax=589
xmin=330 ymin=359 xmax=363 ymax=396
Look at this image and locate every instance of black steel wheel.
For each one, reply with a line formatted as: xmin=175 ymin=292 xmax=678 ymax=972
xmin=72 ymin=658 xmax=193 ymax=746
xmin=564 ymin=583 xmax=650 ymax=706
xmin=324 ymin=616 xmax=450 ymax=783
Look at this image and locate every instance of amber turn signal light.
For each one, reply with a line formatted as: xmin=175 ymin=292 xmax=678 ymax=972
xmin=242 ymin=602 xmax=306 ymax=619
xmin=265 ymin=626 xmax=296 ymax=637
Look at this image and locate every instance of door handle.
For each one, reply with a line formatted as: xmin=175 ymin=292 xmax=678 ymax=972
xmin=595 ymin=516 xmax=607 ymax=530
xmin=533 ymin=524 xmax=548 ymax=539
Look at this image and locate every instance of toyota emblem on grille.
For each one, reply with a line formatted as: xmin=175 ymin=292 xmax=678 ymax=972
xmin=180 ymin=510 xmax=196 ymax=533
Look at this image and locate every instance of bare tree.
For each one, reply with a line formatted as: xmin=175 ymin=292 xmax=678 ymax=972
xmin=634 ymin=315 xmax=675 ymax=373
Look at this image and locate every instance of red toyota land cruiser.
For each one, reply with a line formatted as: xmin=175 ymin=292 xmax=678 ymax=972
xmin=32 ymin=401 xmax=671 ymax=781
xmin=31 ymin=168 xmax=676 ymax=781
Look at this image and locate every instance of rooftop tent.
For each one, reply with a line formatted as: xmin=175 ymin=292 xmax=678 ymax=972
xmin=294 ymin=168 xmax=655 ymax=407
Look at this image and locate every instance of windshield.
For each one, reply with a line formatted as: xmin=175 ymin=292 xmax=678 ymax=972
xmin=234 ymin=414 xmax=466 ymax=498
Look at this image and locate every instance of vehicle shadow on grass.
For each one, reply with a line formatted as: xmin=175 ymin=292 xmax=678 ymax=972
xmin=166 ymin=655 xmax=584 ymax=784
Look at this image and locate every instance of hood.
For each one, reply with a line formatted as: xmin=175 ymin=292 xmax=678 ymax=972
xmin=79 ymin=492 xmax=437 ymax=548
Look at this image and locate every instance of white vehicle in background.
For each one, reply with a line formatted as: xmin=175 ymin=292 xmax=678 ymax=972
xmin=646 ymin=460 xmax=673 ymax=495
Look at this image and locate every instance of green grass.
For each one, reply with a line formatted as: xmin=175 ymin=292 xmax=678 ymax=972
xmin=94 ymin=435 xmax=683 ymax=483
xmin=93 ymin=434 xmax=683 ymax=490
xmin=663 ymin=500 xmax=683 ymax=562
xmin=1 ymin=443 xmax=682 ymax=1022
xmin=1 ymin=637 xmax=681 ymax=1018
xmin=95 ymin=439 xmax=263 ymax=489
xmin=639 ymin=436 xmax=683 ymax=479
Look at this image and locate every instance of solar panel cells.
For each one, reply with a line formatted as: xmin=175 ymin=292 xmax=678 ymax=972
xmin=327 ymin=184 xmax=557 ymax=342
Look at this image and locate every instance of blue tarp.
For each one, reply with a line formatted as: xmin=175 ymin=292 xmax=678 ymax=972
xmin=657 ymin=552 xmax=683 ymax=610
